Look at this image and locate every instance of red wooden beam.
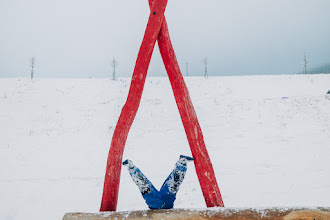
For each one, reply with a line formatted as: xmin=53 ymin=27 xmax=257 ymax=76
xmin=100 ymin=0 xmax=224 ymax=211
xmin=148 ymin=0 xmax=225 ymax=208
xmin=100 ymin=0 xmax=168 ymax=211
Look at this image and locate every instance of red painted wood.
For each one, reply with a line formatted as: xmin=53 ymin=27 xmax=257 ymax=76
xmin=147 ymin=0 xmax=225 ymax=208
xmin=100 ymin=0 xmax=224 ymax=211
xmin=100 ymin=0 xmax=168 ymax=211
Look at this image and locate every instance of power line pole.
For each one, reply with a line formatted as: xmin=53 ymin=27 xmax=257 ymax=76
xmin=203 ymin=57 xmax=208 ymax=78
xmin=30 ymin=57 xmax=35 ymax=80
xmin=112 ymin=57 xmax=118 ymax=80
xmin=186 ymin=60 xmax=189 ymax=76
xmin=303 ymin=51 xmax=308 ymax=75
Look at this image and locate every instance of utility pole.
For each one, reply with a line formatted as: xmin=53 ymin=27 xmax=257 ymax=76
xmin=111 ymin=57 xmax=118 ymax=80
xmin=30 ymin=57 xmax=35 ymax=80
xmin=303 ymin=51 xmax=308 ymax=75
xmin=203 ymin=57 xmax=208 ymax=78
xmin=186 ymin=60 xmax=189 ymax=76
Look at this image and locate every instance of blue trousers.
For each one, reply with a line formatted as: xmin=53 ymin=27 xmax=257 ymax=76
xmin=127 ymin=160 xmax=188 ymax=209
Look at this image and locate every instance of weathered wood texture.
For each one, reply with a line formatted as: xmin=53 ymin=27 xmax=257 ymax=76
xmin=100 ymin=0 xmax=168 ymax=211
xmin=100 ymin=0 xmax=224 ymax=212
xmin=149 ymin=0 xmax=224 ymax=208
xmin=64 ymin=208 xmax=330 ymax=220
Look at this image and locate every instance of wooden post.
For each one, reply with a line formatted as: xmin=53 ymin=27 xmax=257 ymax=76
xmin=100 ymin=0 xmax=168 ymax=211
xmin=100 ymin=0 xmax=224 ymax=211
xmin=150 ymin=0 xmax=223 ymax=207
xmin=64 ymin=208 xmax=330 ymax=220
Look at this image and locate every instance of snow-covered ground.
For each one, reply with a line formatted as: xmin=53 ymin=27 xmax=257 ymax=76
xmin=0 ymin=75 xmax=329 ymax=220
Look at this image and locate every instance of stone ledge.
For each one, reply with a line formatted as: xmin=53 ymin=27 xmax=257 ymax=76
xmin=63 ymin=207 xmax=330 ymax=220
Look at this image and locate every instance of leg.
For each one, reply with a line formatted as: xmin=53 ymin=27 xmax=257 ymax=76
xmin=159 ymin=155 xmax=194 ymax=208
xmin=123 ymin=160 xmax=165 ymax=209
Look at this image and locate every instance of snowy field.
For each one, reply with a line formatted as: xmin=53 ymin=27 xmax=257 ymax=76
xmin=0 ymin=75 xmax=330 ymax=220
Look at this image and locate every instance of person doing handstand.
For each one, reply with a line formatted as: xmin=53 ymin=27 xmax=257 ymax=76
xmin=122 ymin=155 xmax=194 ymax=209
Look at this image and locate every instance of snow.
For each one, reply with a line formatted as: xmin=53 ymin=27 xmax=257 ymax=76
xmin=0 ymin=74 xmax=330 ymax=220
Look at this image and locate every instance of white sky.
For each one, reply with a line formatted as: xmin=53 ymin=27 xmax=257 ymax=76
xmin=1 ymin=0 xmax=330 ymax=78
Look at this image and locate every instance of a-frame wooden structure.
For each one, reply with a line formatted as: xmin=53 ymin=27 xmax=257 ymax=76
xmin=100 ymin=0 xmax=224 ymax=211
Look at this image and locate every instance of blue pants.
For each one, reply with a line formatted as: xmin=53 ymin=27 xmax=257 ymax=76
xmin=127 ymin=160 xmax=188 ymax=209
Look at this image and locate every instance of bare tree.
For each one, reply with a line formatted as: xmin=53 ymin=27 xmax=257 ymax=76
xmin=303 ymin=51 xmax=308 ymax=74
xmin=111 ymin=57 xmax=118 ymax=80
xmin=202 ymin=57 xmax=208 ymax=78
xmin=30 ymin=57 xmax=35 ymax=80
xmin=185 ymin=60 xmax=189 ymax=76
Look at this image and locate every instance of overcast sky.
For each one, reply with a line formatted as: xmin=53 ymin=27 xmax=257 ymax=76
xmin=1 ymin=0 xmax=330 ymax=78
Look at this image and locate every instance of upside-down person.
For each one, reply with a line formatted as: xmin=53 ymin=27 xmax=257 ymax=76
xmin=122 ymin=155 xmax=194 ymax=209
